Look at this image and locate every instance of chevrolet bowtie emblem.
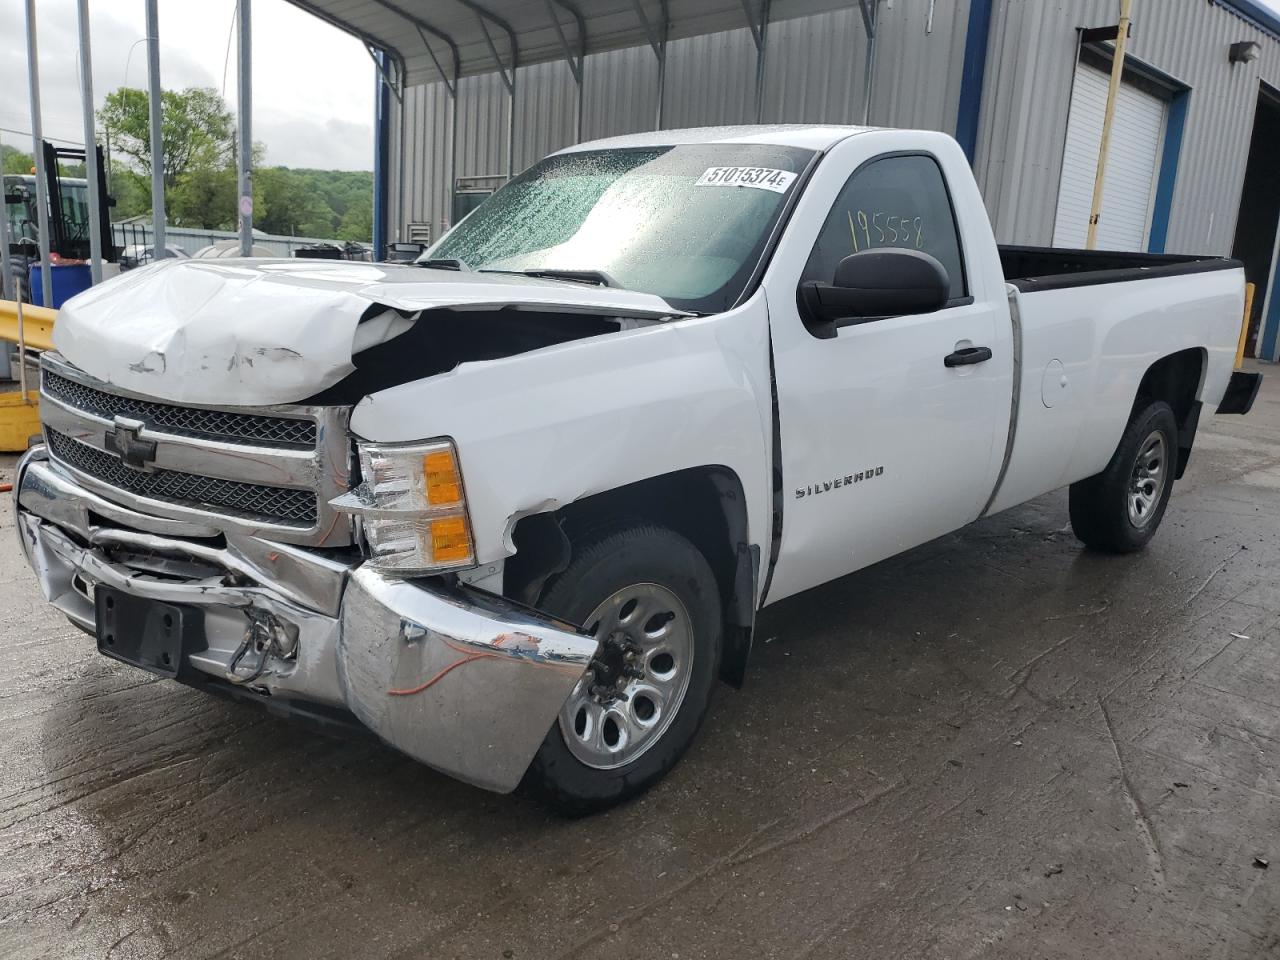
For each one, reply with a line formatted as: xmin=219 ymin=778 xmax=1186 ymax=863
xmin=104 ymin=417 xmax=157 ymax=470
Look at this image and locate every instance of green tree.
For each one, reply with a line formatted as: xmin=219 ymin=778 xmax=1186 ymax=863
xmin=257 ymin=167 xmax=335 ymax=237
xmin=98 ymin=87 xmax=233 ymax=191
xmin=106 ymin=167 xmax=151 ymax=220
xmin=170 ymin=142 xmax=268 ymax=230
xmin=336 ymin=193 xmax=372 ymax=242
xmin=2 ymin=145 xmax=35 ymax=175
xmin=171 ymin=146 xmax=237 ymax=229
xmin=88 ymin=85 xmax=373 ymax=239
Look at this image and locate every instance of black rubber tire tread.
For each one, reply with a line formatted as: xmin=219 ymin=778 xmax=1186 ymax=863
xmin=1069 ymin=400 xmax=1178 ymax=553
xmin=517 ymin=521 xmax=722 ymax=816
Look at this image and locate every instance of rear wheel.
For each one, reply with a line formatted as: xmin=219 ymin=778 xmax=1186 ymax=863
xmin=518 ymin=522 xmax=722 ymax=816
xmin=1069 ymin=400 xmax=1178 ymax=553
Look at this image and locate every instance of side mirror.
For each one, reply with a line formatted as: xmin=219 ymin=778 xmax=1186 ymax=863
xmin=798 ymin=249 xmax=950 ymax=338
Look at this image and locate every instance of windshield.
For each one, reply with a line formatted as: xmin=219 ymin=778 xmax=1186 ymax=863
xmin=4 ymin=178 xmax=89 ymax=246
xmin=3 ymin=177 xmax=37 ymax=244
xmin=425 ymin=144 xmax=815 ymax=313
xmin=59 ymin=182 xmax=90 ymax=243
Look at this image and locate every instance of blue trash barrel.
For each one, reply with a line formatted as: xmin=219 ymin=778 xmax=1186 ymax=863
xmin=29 ymin=263 xmax=93 ymax=308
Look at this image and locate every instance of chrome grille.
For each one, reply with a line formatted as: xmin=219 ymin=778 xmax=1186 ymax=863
xmin=43 ymin=370 xmax=317 ymax=448
xmin=39 ymin=353 xmax=352 ymax=547
xmin=47 ymin=429 xmax=317 ymax=526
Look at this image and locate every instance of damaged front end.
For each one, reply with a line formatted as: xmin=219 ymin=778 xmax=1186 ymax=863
xmin=17 ymin=259 xmax=686 ymax=791
xmin=15 ymin=441 xmax=597 ymax=792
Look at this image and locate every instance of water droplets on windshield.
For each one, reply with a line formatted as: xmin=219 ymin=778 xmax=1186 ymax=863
xmin=427 ymin=144 xmax=814 ymax=313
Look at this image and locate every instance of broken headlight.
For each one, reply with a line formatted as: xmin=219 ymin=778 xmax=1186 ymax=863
xmin=331 ymin=439 xmax=475 ymax=575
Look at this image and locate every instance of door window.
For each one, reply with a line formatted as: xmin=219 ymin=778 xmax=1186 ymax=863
xmin=802 ymin=154 xmax=967 ymax=301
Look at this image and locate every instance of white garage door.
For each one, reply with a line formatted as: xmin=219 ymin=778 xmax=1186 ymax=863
xmin=1052 ymin=62 xmax=1168 ymax=251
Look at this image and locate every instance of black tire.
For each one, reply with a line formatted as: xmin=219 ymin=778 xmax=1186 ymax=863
xmin=518 ymin=522 xmax=722 ymax=816
xmin=1069 ymin=400 xmax=1178 ymax=553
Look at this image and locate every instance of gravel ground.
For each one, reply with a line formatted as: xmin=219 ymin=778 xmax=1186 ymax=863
xmin=2 ymin=363 xmax=1278 ymax=960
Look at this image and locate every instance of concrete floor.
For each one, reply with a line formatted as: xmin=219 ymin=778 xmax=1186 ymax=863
xmin=2 ymin=365 xmax=1279 ymax=960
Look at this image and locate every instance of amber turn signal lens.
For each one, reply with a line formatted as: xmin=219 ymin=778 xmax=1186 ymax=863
xmin=429 ymin=515 xmax=472 ymax=563
xmin=423 ymin=449 xmax=462 ymax=505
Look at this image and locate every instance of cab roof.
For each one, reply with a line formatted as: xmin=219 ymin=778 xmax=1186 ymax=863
xmin=555 ymin=124 xmax=876 ymax=155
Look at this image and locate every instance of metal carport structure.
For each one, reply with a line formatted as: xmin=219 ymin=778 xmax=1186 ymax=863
xmin=283 ymin=0 xmax=885 ymax=257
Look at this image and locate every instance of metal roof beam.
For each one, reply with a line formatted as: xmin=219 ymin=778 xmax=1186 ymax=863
xmin=478 ymin=16 xmax=515 ymax=91
xmin=418 ymin=26 xmax=459 ymax=97
xmin=288 ymin=0 xmax=407 ymax=79
xmin=740 ymin=0 xmax=765 ymax=49
xmin=368 ymin=0 xmax=459 ymax=89
xmin=448 ymin=0 xmax=518 ymax=178
xmin=544 ymin=0 xmax=585 ymax=85
xmin=365 ymin=42 xmax=402 ymax=100
xmin=858 ymin=0 xmax=877 ymax=38
xmin=631 ymin=0 xmax=666 ymax=61
xmin=453 ymin=0 xmax=519 ymax=90
xmin=744 ymin=0 xmax=770 ymax=120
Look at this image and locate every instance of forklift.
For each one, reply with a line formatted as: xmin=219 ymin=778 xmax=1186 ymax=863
xmin=3 ymin=141 xmax=116 ymax=303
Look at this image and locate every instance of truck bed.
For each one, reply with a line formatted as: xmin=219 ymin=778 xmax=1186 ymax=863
xmin=999 ymin=245 xmax=1240 ymax=292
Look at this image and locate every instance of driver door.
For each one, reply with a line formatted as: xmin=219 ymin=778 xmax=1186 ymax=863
xmin=765 ymin=143 xmax=1010 ymax=603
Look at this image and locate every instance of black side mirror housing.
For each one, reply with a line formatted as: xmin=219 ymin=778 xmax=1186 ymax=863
xmin=798 ymin=249 xmax=951 ymax=339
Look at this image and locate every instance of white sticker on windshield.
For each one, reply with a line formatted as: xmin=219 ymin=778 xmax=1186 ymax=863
xmin=695 ymin=166 xmax=798 ymax=193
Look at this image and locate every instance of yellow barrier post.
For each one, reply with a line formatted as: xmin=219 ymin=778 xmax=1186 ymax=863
xmin=1237 ymin=283 xmax=1255 ymax=370
xmin=0 ymin=389 xmax=41 ymax=451
xmin=0 ymin=300 xmax=55 ymax=352
xmin=0 ymin=298 xmax=52 ymax=453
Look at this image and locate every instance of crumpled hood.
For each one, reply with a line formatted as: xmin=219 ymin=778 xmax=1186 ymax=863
xmin=53 ymin=258 xmax=685 ymax=406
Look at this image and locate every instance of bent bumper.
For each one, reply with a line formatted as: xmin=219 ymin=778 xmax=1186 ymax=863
xmin=14 ymin=447 xmax=595 ymax=793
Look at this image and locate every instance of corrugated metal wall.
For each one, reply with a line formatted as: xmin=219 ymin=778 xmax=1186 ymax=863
xmin=390 ymin=0 xmax=975 ymax=240
xmin=391 ymin=0 xmax=1280 ymax=261
xmin=661 ymin=28 xmax=758 ymax=127
xmin=975 ymin=0 xmax=1280 ymax=255
xmin=581 ymin=44 xmax=662 ymax=139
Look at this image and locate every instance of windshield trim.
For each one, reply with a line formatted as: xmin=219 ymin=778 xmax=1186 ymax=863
xmin=729 ymin=147 xmax=826 ymax=312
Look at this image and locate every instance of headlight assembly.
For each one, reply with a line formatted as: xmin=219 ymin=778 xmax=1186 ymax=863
xmin=331 ymin=439 xmax=475 ymax=575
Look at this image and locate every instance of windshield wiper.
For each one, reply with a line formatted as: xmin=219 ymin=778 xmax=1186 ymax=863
xmin=479 ymin=267 xmax=617 ymax=288
xmin=417 ymin=257 xmax=472 ymax=271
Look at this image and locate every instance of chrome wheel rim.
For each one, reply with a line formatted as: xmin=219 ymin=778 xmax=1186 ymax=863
xmin=1127 ymin=430 xmax=1168 ymax=528
xmin=558 ymin=582 xmax=694 ymax=770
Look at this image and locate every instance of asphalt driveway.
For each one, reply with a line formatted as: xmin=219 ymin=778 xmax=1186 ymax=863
xmin=2 ymin=364 xmax=1278 ymax=959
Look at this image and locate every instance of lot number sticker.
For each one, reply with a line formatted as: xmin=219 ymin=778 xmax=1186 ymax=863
xmin=695 ymin=166 xmax=797 ymax=193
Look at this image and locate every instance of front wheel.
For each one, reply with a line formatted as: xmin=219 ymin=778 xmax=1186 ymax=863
xmin=518 ymin=522 xmax=722 ymax=816
xmin=1069 ymin=400 xmax=1178 ymax=553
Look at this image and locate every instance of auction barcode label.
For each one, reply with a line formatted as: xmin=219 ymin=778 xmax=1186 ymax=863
xmin=694 ymin=166 xmax=798 ymax=193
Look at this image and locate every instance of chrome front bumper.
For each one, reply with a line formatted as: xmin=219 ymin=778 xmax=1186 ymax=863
xmin=14 ymin=447 xmax=596 ymax=793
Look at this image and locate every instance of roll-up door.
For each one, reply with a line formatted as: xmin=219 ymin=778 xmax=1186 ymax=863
xmin=1053 ymin=62 xmax=1168 ymax=251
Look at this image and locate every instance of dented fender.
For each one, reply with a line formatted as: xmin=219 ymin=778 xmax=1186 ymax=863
xmin=349 ymin=293 xmax=776 ymax=604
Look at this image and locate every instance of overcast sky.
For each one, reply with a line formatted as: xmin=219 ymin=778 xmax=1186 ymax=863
xmin=0 ymin=0 xmax=372 ymax=170
xmin=2 ymin=0 xmax=1279 ymax=173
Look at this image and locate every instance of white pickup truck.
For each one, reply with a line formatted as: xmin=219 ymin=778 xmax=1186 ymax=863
xmin=14 ymin=125 xmax=1260 ymax=813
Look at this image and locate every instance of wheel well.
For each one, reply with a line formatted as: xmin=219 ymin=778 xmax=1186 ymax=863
xmin=1133 ymin=348 xmax=1205 ymax=479
xmin=504 ymin=466 xmax=758 ymax=688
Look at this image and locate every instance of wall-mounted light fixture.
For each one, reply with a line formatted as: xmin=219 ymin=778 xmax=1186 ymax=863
xmin=1229 ymin=40 xmax=1261 ymax=64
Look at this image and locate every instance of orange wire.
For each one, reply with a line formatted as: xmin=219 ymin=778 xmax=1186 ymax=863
xmin=387 ymin=649 xmax=505 ymax=696
xmin=387 ymin=633 xmax=567 ymax=697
